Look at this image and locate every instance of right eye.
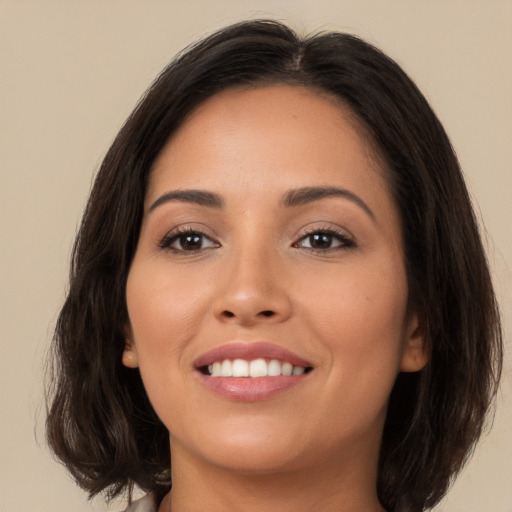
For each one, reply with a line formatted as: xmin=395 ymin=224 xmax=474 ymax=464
xmin=159 ymin=229 xmax=219 ymax=252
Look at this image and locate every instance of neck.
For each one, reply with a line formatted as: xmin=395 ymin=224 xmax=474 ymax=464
xmin=161 ymin=440 xmax=386 ymax=512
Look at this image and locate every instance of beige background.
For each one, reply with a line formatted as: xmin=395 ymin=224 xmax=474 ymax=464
xmin=0 ymin=1 xmax=511 ymax=511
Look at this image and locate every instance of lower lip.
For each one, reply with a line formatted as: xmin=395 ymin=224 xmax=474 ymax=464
xmin=198 ymin=374 xmax=310 ymax=401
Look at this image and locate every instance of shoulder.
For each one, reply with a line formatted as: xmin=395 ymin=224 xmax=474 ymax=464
xmin=122 ymin=493 xmax=157 ymax=512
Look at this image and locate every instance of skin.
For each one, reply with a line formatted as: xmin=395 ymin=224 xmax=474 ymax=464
xmin=124 ymin=85 xmax=428 ymax=512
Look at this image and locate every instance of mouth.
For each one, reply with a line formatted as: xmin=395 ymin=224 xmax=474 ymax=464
xmin=194 ymin=342 xmax=314 ymax=401
xmin=194 ymin=341 xmax=313 ymax=374
xmin=199 ymin=358 xmax=312 ymax=377
xmin=199 ymin=358 xmax=313 ymax=379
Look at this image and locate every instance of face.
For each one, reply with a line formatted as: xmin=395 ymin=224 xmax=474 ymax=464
xmin=124 ymin=86 xmax=427 ymax=478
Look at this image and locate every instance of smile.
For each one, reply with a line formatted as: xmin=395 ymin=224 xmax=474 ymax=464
xmin=194 ymin=342 xmax=314 ymax=401
xmin=207 ymin=358 xmax=307 ymax=377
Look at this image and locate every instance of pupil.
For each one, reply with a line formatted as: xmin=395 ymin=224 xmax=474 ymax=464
xmin=311 ymin=233 xmax=332 ymax=248
xmin=182 ymin=234 xmax=201 ymax=249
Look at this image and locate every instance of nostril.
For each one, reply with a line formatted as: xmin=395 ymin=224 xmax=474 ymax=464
xmin=218 ymin=309 xmax=277 ymax=321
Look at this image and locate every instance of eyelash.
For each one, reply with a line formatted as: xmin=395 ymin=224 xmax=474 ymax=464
xmin=159 ymin=227 xmax=355 ymax=254
xmin=159 ymin=227 xmax=220 ymax=252
xmin=293 ymin=227 xmax=355 ymax=253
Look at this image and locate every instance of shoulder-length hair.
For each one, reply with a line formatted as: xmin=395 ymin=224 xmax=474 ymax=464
xmin=46 ymin=19 xmax=502 ymax=512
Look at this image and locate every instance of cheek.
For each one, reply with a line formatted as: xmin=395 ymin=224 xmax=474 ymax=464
xmin=297 ymin=257 xmax=408 ymax=379
xmin=125 ymin=262 xmax=213 ymax=375
xmin=125 ymin=264 xmax=213 ymax=427
xmin=127 ymin=260 xmax=207 ymax=333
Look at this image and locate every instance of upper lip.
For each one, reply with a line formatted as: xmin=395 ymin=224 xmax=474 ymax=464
xmin=194 ymin=341 xmax=313 ymax=369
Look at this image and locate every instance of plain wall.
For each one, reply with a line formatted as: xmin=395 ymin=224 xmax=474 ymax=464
xmin=0 ymin=1 xmax=511 ymax=511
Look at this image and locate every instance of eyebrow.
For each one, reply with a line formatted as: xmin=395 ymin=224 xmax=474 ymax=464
xmin=149 ymin=189 xmax=224 ymax=212
xmin=281 ymin=186 xmax=375 ymax=221
xmin=148 ymin=185 xmax=375 ymax=221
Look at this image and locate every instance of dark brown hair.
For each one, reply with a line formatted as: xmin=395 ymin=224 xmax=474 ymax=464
xmin=46 ymin=20 xmax=502 ymax=512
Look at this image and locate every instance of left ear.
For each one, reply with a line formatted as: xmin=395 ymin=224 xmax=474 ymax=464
xmin=400 ymin=312 xmax=429 ymax=372
xmin=122 ymin=326 xmax=139 ymax=369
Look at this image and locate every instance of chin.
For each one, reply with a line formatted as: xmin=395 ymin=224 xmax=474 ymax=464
xmin=209 ymin=443 xmax=305 ymax=475
xmin=174 ymin=417 xmax=309 ymax=474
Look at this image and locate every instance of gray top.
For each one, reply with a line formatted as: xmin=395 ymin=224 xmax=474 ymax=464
xmin=123 ymin=494 xmax=157 ymax=512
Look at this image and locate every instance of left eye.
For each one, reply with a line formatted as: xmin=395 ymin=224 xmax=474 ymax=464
xmin=161 ymin=231 xmax=219 ymax=252
xmin=295 ymin=231 xmax=353 ymax=251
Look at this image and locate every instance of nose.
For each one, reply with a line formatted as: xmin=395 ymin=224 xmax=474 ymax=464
xmin=212 ymin=246 xmax=292 ymax=327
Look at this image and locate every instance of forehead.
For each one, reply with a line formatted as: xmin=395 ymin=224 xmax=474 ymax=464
xmin=147 ymin=85 xmax=391 ymax=212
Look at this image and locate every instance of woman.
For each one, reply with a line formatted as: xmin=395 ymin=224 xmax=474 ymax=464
xmin=46 ymin=20 xmax=502 ymax=512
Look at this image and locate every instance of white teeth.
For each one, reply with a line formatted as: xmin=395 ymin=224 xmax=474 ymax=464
xmin=267 ymin=359 xmax=282 ymax=376
xmin=249 ymin=358 xmax=267 ymax=377
xmin=282 ymin=362 xmax=293 ymax=376
xmin=232 ymin=359 xmax=249 ymax=377
xmin=221 ymin=359 xmax=233 ymax=377
xmin=208 ymin=358 xmax=307 ymax=377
